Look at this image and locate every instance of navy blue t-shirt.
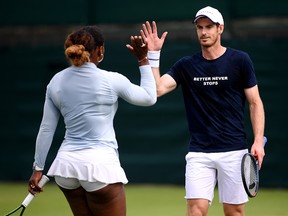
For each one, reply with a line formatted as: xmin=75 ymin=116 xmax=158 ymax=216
xmin=167 ymin=48 xmax=257 ymax=152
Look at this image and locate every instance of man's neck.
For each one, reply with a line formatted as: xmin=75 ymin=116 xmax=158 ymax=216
xmin=202 ymin=44 xmax=226 ymax=60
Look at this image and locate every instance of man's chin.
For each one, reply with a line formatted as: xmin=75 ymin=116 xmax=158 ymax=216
xmin=201 ymin=43 xmax=212 ymax=48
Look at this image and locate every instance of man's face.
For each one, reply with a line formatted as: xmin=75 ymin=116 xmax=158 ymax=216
xmin=195 ymin=17 xmax=223 ymax=48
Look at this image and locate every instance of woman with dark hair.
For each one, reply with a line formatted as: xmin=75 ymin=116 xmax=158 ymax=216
xmin=27 ymin=27 xmax=156 ymax=216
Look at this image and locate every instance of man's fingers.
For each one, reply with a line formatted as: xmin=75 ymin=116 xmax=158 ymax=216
xmin=142 ymin=23 xmax=149 ymax=36
xmin=152 ymin=21 xmax=157 ymax=34
xmin=146 ymin=21 xmax=153 ymax=33
xmin=161 ymin=31 xmax=168 ymax=41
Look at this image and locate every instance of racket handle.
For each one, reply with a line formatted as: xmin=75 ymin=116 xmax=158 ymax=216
xmin=37 ymin=175 xmax=50 ymax=188
xmin=22 ymin=175 xmax=50 ymax=207
xmin=22 ymin=193 xmax=34 ymax=208
xmin=263 ymin=136 xmax=267 ymax=147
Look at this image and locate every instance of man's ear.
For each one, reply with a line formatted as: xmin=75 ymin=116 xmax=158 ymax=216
xmin=219 ymin=25 xmax=224 ymax=34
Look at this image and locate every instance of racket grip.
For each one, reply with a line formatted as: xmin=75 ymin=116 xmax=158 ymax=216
xmin=22 ymin=193 xmax=34 ymax=207
xmin=22 ymin=175 xmax=50 ymax=207
xmin=38 ymin=175 xmax=50 ymax=188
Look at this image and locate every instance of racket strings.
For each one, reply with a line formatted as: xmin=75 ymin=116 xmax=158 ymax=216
xmin=243 ymin=155 xmax=258 ymax=195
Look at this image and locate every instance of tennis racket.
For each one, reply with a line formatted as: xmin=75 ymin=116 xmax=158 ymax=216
xmin=241 ymin=136 xmax=267 ymax=198
xmin=4 ymin=175 xmax=50 ymax=216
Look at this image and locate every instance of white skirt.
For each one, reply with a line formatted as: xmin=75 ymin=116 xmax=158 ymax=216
xmin=47 ymin=147 xmax=128 ymax=184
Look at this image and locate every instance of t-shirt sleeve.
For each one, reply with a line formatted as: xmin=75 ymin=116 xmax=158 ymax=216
xmin=167 ymin=59 xmax=183 ymax=86
xmin=241 ymin=52 xmax=258 ymax=88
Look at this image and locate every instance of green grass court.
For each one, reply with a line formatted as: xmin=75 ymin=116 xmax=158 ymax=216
xmin=1 ymin=182 xmax=287 ymax=216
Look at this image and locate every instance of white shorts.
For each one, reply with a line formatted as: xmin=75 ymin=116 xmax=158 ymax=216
xmin=47 ymin=146 xmax=128 ymax=188
xmin=185 ymin=149 xmax=249 ymax=204
xmin=54 ymin=176 xmax=108 ymax=192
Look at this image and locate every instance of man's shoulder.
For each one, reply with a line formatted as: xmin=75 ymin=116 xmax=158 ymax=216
xmin=178 ymin=51 xmax=202 ymax=63
xmin=226 ymin=47 xmax=249 ymax=57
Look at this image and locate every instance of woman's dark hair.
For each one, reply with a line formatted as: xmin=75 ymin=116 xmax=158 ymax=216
xmin=81 ymin=26 xmax=105 ymax=47
xmin=64 ymin=29 xmax=95 ymax=66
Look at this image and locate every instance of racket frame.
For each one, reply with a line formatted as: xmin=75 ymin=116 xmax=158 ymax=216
xmin=241 ymin=153 xmax=259 ymax=197
xmin=241 ymin=136 xmax=267 ymax=198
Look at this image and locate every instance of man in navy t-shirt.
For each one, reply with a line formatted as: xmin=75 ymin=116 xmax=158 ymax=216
xmin=141 ymin=6 xmax=265 ymax=216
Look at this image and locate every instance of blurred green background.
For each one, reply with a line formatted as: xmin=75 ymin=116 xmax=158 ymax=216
xmin=0 ymin=0 xmax=287 ymax=189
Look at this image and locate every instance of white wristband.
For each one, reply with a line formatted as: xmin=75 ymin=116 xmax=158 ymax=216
xmin=148 ymin=50 xmax=160 ymax=68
